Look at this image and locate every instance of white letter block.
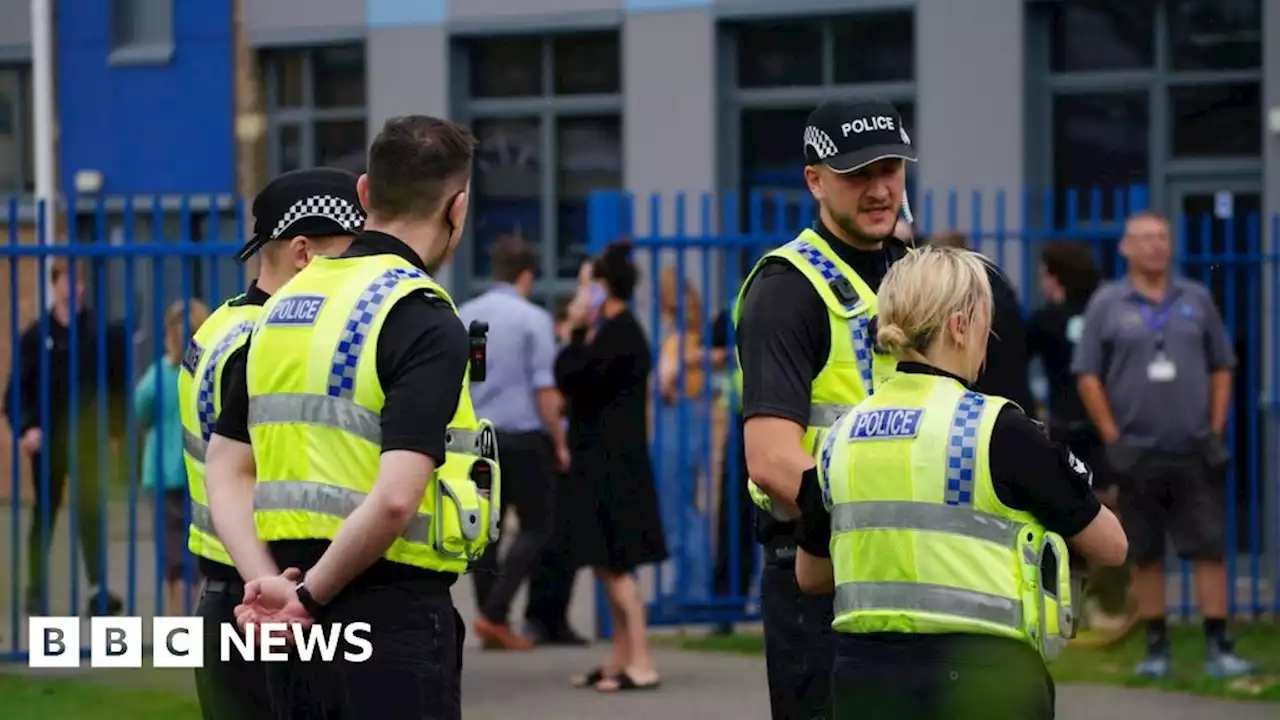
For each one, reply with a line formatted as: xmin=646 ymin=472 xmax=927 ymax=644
xmin=27 ymin=617 xmax=81 ymax=668
xmin=91 ymin=616 xmax=143 ymax=668
xmin=153 ymin=616 xmax=205 ymax=668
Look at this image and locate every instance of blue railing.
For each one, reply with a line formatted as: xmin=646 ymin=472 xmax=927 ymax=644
xmin=0 ymin=187 xmax=1276 ymax=661
xmin=586 ymin=186 xmax=1280 ymax=636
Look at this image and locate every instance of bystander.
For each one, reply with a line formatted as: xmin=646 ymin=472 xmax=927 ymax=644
xmin=1073 ymin=210 xmax=1256 ymax=679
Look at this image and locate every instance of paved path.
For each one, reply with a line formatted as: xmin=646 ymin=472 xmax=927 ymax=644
xmin=462 ymin=646 xmax=1276 ymax=720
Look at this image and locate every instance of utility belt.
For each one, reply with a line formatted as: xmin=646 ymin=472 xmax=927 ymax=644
xmin=435 ymin=422 xmax=502 ymax=561
xmin=763 ymin=537 xmax=798 ymax=567
xmin=201 ymin=578 xmax=245 ymax=596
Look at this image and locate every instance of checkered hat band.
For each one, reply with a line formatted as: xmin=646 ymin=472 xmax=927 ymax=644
xmin=272 ymin=195 xmax=365 ymax=240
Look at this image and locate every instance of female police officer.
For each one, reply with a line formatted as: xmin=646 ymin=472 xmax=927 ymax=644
xmin=793 ymin=247 xmax=1128 ymax=719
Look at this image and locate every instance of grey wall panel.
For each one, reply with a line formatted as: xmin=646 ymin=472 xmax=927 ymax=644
xmin=448 ymin=0 xmax=621 ymax=26
xmin=1266 ymin=0 xmax=1280 ymax=245
xmin=365 ymin=25 xmax=454 ymax=289
xmin=244 ymin=0 xmax=364 ymax=45
xmin=622 ymin=9 xmax=716 ymax=326
xmin=916 ymin=0 xmax=1024 ymax=264
xmin=0 ymin=0 xmax=31 ymax=53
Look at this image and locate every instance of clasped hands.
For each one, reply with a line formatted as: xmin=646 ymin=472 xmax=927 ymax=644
xmin=234 ymin=567 xmax=313 ymax=645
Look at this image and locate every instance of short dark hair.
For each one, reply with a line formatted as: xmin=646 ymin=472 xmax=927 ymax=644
xmin=592 ymin=240 xmax=638 ymax=301
xmin=1040 ymin=241 xmax=1100 ymax=305
xmin=489 ymin=235 xmax=539 ymax=284
xmin=365 ymin=115 xmax=477 ymax=220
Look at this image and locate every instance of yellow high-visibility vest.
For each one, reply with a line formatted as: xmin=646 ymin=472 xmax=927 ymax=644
xmin=178 ymin=295 xmax=262 ymax=567
xmin=246 ymin=252 xmax=501 ymax=574
xmin=733 ymin=229 xmax=898 ymax=517
xmin=820 ymin=371 xmax=1074 ymax=661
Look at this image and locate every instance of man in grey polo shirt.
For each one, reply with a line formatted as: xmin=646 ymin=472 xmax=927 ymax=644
xmin=460 ymin=235 xmax=570 ymax=651
xmin=1073 ymin=210 xmax=1255 ymax=680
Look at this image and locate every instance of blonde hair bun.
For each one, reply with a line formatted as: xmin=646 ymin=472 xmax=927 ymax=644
xmin=876 ymin=322 xmax=911 ymax=353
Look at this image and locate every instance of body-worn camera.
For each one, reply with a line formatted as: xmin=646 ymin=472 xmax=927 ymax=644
xmin=469 ymin=320 xmax=489 ymax=383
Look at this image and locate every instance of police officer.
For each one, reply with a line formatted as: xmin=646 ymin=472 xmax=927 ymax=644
xmin=180 ymin=167 xmax=362 ymax=719
xmin=793 ymin=247 xmax=1128 ymax=719
xmin=206 ymin=115 xmax=497 ymax=720
xmin=735 ymin=97 xmax=917 ymax=720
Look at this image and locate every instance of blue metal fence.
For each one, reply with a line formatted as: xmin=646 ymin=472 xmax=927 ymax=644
xmin=1 ymin=187 xmax=1276 ymax=661
xmin=585 ymin=186 xmax=1280 ymax=637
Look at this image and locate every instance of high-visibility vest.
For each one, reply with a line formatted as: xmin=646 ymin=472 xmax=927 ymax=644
xmin=246 ymin=252 xmax=501 ymax=574
xmin=733 ymin=229 xmax=898 ymax=517
xmin=820 ymin=371 xmax=1074 ymax=661
xmin=178 ymin=295 xmax=262 ymax=567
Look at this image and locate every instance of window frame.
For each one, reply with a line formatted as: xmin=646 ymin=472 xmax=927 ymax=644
xmin=262 ymin=44 xmax=369 ymax=179
xmin=0 ymin=65 xmax=33 ymax=201
xmin=452 ymin=31 xmax=624 ymax=301
xmin=109 ymin=0 xmax=175 ymax=66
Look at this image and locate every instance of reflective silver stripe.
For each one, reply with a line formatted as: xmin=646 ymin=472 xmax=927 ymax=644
xmin=190 ymin=501 xmax=217 ymax=537
xmin=255 ymin=479 xmax=432 ymax=544
xmin=835 ymin=581 xmax=1022 ymax=629
xmin=248 ymin=394 xmax=482 ymax=455
xmin=184 ymin=429 xmax=207 ymax=463
xmin=810 ymin=403 xmax=854 ymax=428
xmin=830 ymin=501 xmax=1016 ymax=546
xmin=249 ymin=393 xmax=381 ymax=445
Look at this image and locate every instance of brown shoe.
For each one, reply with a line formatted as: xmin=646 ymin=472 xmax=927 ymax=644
xmin=474 ymin=617 xmax=534 ymax=651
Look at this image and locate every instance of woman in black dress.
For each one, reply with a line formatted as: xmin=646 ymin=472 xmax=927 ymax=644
xmin=558 ymin=242 xmax=667 ymax=692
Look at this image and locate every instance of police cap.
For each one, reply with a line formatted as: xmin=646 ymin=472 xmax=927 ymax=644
xmin=237 ymin=167 xmax=366 ymax=263
xmin=803 ymin=97 xmax=917 ymax=174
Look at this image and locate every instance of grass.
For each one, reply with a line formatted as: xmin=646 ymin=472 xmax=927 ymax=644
xmin=0 ymin=672 xmax=200 ymax=719
xmin=662 ymin=623 xmax=1280 ymax=702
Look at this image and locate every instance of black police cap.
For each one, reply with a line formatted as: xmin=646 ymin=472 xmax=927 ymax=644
xmin=237 ymin=167 xmax=366 ymax=263
xmin=803 ymin=97 xmax=917 ymax=174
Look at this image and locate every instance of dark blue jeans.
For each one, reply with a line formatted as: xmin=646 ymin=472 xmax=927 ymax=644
xmin=267 ymin=584 xmax=463 ymax=720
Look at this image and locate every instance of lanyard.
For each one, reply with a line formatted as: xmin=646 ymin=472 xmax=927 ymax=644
xmin=1137 ymin=300 xmax=1176 ymax=347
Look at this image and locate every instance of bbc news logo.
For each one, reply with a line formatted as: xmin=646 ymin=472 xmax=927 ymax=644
xmin=28 ymin=617 xmax=373 ymax=668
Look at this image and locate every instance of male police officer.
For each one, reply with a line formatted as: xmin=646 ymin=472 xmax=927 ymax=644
xmin=206 ymin=115 xmax=499 ymax=720
xmin=736 ymin=97 xmax=917 ymax=720
xmin=180 ymin=167 xmax=362 ymax=719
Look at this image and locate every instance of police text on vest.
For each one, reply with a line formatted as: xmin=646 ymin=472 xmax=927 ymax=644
xmin=266 ymin=295 xmax=327 ymax=326
xmin=26 ymin=616 xmax=373 ymax=667
xmin=849 ymin=408 xmax=923 ymax=440
xmin=841 ymin=116 xmax=896 ymax=136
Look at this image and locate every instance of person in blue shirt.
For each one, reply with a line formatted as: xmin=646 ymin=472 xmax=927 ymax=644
xmin=136 ymin=298 xmax=209 ymax=614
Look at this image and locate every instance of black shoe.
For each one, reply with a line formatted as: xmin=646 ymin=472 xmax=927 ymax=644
xmin=86 ymin=590 xmax=124 ymax=617
xmin=525 ymin=620 xmax=590 ymax=646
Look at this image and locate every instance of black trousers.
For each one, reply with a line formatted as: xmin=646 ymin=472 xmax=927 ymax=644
xmin=267 ymin=585 xmax=463 ymax=720
xmin=523 ymin=512 xmax=579 ymax=635
xmin=713 ymin=422 xmax=755 ymax=603
xmin=194 ymin=577 xmax=274 ymax=720
xmin=472 ymin=430 xmax=556 ymax=624
xmin=27 ymin=430 xmax=106 ymax=605
xmin=761 ymin=555 xmax=836 ymax=720
xmin=831 ymin=637 xmax=1055 ymax=720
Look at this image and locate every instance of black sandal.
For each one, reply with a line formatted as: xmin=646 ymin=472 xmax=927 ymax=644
xmin=596 ymin=672 xmax=661 ymax=693
xmin=571 ymin=666 xmax=611 ymax=688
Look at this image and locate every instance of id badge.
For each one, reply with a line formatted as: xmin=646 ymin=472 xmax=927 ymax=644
xmin=1147 ymin=352 xmax=1177 ymax=383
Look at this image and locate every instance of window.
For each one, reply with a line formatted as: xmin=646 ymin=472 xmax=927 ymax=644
xmin=111 ymin=0 xmax=174 ymax=54
xmin=830 ymin=12 xmax=915 ymax=84
xmin=1167 ymin=0 xmax=1262 ymax=71
xmin=557 ymin=116 xmax=622 ymax=276
xmin=0 ymin=67 xmax=33 ymax=195
xmin=462 ymin=32 xmax=622 ymax=285
xmin=1170 ymin=83 xmax=1261 ymax=157
xmin=472 ymin=118 xmax=543 ymax=278
xmin=1049 ymin=0 xmax=1156 ymax=73
xmin=735 ymin=21 xmax=823 ymax=88
xmin=262 ymin=46 xmax=367 ymax=178
xmin=1051 ymin=92 xmax=1150 ymax=222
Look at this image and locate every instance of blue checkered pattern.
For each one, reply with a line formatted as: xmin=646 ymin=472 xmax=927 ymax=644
xmin=327 ymin=267 xmax=427 ymax=398
xmin=196 ymin=321 xmax=255 ymax=442
xmin=818 ymin=427 xmax=838 ymax=511
xmin=944 ymin=392 xmax=987 ymax=506
xmin=787 ymin=239 xmax=876 ymax=393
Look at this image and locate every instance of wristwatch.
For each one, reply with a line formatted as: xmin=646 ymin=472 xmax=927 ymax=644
xmin=295 ymin=578 xmax=325 ymax=619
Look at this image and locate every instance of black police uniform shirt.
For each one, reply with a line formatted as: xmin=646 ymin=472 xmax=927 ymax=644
xmin=1026 ymin=299 xmax=1090 ymax=425
xmin=737 ymin=224 xmax=1034 ymax=546
xmin=213 ymin=231 xmax=470 ymax=589
xmin=794 ymin=362 xmax=1100 ymax=677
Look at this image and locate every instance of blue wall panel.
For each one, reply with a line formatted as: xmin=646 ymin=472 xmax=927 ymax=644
xmin=57 ymin=0 xmax=235 ymax=196
xmin=367 ymin=0 xmax=447 ymax=27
